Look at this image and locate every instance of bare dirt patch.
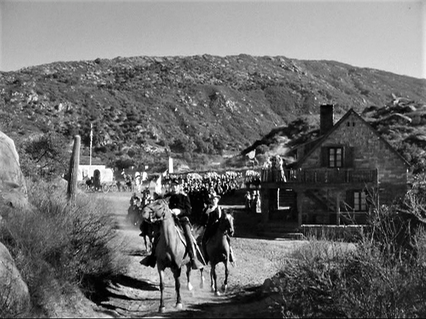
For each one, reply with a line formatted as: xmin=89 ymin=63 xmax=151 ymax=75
xmin=89 ymin=192 xmax=308 ymax=318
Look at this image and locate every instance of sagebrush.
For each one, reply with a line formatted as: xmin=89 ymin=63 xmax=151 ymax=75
xmin=276 ymin=179 xmax=426 ymax=318
xmin=0 ymin=180 xmax=129 ymax=316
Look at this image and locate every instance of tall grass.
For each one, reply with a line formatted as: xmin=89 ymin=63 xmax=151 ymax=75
xmin=0 ymin=180 xmax=129 ymax=316
xmin=274 ymin=186 xmax=426 ymax=318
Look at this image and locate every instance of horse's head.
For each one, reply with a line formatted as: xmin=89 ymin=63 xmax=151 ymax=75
xmin=141 ymin=197 xmax=170 ymax=223
xmin=219 ymin=210 xmax=235 ymax=237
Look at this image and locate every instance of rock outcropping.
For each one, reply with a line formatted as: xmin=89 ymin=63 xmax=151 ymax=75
xmin=0 ymin=130 xmax=31 ymax=316
xmin=0 ymin=130 xmax=28 ymax=210
xmin=0 ymin=242 xmax=30 ymax=317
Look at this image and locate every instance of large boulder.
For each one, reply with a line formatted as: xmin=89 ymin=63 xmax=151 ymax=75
xmin=0 ymin=242 xmax=31 ymax=317
xmin=0 ymin=131 xmax=31 ymax=315
xmin=0 ymin=131 xmax=29 ymax=210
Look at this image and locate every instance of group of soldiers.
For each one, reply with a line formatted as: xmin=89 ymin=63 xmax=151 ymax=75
xmin=127 ymin=188 xmax=153 ymax=226
xmin=128 ymin=178 xmax=234 ymax=269
xmin=164 ymin=171 xmax=243 ymax=224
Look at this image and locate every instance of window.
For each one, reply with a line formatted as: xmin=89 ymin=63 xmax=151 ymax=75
xmin=328 ymin=147 xmax=343 ymax=168
xmin=353 ymin=190 xmax=367 ymax=211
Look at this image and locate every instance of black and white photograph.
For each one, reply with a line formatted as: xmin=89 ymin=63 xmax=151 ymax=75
xmin=0 ymin=0 xmax=425 ymax=317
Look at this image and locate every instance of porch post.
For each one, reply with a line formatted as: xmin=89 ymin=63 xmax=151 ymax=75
xmin=296 ymin=191 xmax=303 ymax=227
xmin=335 ymin=192 xmax=341 ymax=226
xmin=260 ymin=189 xmax=270 ymax=224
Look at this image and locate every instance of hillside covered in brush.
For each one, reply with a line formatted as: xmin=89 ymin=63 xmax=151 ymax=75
xmin=0 ymin=54 xmax=425 ymax=172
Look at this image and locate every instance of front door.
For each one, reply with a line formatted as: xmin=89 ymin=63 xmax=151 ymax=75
xmin=270 ymin=189 xmax=297 ymax=221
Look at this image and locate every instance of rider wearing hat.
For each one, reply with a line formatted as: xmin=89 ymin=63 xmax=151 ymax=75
xmin=140 ymin=178 xmax=204 ymax=270
xmin=200 ymin=192 xmax=235 ymax=265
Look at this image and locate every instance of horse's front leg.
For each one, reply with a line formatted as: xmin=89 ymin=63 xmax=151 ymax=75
xmin=172 ymin=267 xmax=183 ymax=310
xmin=186 ymin=263 xmax=193 ymax=291
xmin=211 ymin=264 xmax=220 ymax=296
xmin=222 ymin=261 xmax=229 ymax=293
xmin=143 ymin=236 xmax=148 ymax=252
xmin=158 ymin=268 xmax=166 ymax=313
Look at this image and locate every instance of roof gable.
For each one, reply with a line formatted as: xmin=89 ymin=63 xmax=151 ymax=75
xmin=296 ymin=108 xmax=410 ymax=167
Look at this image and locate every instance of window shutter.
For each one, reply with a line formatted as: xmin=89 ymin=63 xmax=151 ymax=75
xmin=345 ymin=147 xmax=354 ymax=168
xmin=320 ymin=147 xmax=328 ymax=167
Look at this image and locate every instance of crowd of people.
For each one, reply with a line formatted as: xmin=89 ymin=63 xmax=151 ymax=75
xmin=127 ymin=176 xmax=237 ymax=269
xmin=163 ymin=171 xmax=243 ymax=223
xmin=126 ymin=169 xmax=263 ymax=228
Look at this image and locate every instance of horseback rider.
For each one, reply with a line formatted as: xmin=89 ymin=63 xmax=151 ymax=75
xmin=140 ymin=178 xmax=205 ymax=270
xmin=141 ymin=188 xmax=152 ymax=207
xmin=127 ymin=195 xmax=142 ymax=226
xmin=201 ymin=192 xmax=235 ymax=265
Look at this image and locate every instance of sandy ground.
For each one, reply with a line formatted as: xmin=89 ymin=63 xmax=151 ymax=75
xmin=88 ymin=192 xmax=308 ymax=318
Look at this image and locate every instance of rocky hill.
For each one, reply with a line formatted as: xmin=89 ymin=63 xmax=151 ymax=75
xmin=0 ymin=54 xmax=425 ymax=171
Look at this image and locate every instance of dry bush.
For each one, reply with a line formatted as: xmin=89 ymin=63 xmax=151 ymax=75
xmin=0 ymin=180 xmax=129 ymax=316
xmin=275 ymin=181 xmax=426 ymax=318
xmin=277 ymin=238 xmax=426 ymax=318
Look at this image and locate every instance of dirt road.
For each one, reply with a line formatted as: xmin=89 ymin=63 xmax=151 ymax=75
xmin=93 ymin=192 xmax=307 ymax=318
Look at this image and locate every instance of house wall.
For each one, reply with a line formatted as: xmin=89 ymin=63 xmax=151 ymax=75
xmin=299 ymin=112 xmax=407 ymax=220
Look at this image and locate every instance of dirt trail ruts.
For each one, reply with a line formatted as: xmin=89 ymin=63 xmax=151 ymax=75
xmin=92 ymin=192 xmax=307 ymax=318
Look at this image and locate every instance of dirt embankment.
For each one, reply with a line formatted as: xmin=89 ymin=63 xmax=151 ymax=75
xmin=86 ymin=192 xmax=308 ymax=318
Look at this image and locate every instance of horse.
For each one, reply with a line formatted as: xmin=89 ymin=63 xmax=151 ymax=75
xmin=140 ymin=198 xmax=204 ymax=313
xmin=205 ymin=210 xmax=235 ymax=296
xmin=139 ymin=217 xmax=155 ymax=252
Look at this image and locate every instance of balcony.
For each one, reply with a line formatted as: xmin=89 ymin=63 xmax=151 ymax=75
xmin=261 ymin=168 xmax=378 ymax=187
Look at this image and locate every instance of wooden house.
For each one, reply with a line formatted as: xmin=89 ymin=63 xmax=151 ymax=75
xmin=259 ymin=104 xmax=410 ymax=235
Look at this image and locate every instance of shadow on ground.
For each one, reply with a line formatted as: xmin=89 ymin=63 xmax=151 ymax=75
xmin=87 ymin=274 xmax=158 ymax=305
xmin=152 ymin=287 xmax=281 ymax=318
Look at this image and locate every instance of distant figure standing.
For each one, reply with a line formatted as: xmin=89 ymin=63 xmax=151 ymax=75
xmin=254 ymin=190 xmax=261 ymax=214
xmin=135 ymin=172 xmax=142 ymax=192
xmin=244 ymin=191 xmax=252 ymax=214
xmin=271 ymin=155 xmax=285 ymax=182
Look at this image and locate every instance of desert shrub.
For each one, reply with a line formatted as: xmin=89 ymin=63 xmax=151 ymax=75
xmin=0 ymin=180 xmax=129 ymax=315
xmin=18 ymin=133 xmax=70 ymax=181
xmin=275 ymin=183 xmax=426 ymax=318
xmin=276 ymin=238 xmax=426 ymax=318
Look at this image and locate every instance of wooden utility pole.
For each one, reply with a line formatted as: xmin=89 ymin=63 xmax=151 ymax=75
xmin=67 ymin=135 xmax=81 ymax=203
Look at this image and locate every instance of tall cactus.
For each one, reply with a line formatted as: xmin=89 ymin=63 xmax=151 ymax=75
xmin=67 ymin=135 xmax=81 ymax=202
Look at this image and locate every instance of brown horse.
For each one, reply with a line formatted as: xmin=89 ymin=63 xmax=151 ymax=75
xmin=141 ymin=198 xmax=204 ymax=313
xmin=205 ymin=210 xmax=235 ymax=295
xmin=139 ymin=217 xmax=155 ymax=252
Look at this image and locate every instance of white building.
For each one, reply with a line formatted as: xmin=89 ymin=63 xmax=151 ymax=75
xmin=77 ymin=165 xmax=114 ymax=183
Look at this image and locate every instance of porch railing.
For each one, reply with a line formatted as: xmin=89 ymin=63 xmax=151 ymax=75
xmin=261 ymin=168 xmax=378 ymax=184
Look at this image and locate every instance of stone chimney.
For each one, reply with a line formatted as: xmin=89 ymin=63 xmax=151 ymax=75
xmin=320 ymin=104 xmax=334 ymax=135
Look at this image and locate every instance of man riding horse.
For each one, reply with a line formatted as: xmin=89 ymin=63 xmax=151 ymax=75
xmin=201 ymin=192 xmax=235 ymax=265
xmin=140 ymin=178 xmax=205 ymax=270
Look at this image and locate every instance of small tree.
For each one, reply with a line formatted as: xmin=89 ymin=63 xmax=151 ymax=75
xmin=19 ymin=133 xmax=70 ymax=180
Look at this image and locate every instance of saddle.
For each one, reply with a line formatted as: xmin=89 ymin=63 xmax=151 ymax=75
xmin=172 ymin=215 xmax=205 ymax=264
xmin=172 ymin=215 xmax=191 ymax=247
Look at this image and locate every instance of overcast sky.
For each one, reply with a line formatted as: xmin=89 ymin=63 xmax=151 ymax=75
xmin=0 ymin=0 xmax=425 ymax=79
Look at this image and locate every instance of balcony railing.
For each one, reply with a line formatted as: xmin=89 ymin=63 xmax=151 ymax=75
xmin=261 ymin=168 xmax=378 ymax=184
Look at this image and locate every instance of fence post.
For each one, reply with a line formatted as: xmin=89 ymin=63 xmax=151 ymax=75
xmin=67 ymin=135 xmax=81 ymax=203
